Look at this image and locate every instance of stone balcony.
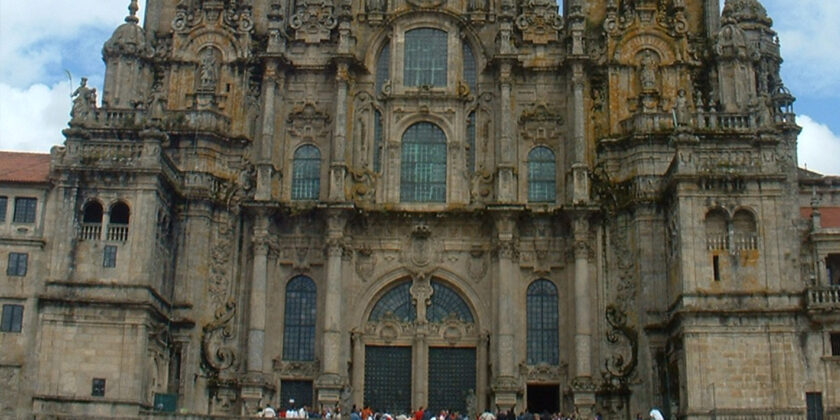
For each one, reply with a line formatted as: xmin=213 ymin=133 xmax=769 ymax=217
xmin=805 ymin=286 xmax=840 ymax=323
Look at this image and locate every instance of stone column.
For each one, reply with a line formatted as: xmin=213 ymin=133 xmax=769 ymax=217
xmin=248 ymin=212 xmax=270 ymax=373
xmin=496 ymin=62 xmax=516 ymax=202
xmin=492 ymin=213 xmax=519 ymax=410
xmin=570 ymin=64 xmax=589 ymax=204
xmin=413 ymin=329 xmax=429 ymax=409
xmin=257 ymin=63 xmax=279 ymax=201
xmin=351 ymin=331 xmax=365 ymax=409
xmin=317 ymin=210 xmax=347 ymax=407
xmin=571 ymin=215 xmax=595 ymax=416
xmin=329 ymin=63 xmax=350 ymax=202
xmin=476 ymin=332 xmax=490 ymax=413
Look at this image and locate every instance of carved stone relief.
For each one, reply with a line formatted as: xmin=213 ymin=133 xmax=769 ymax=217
xmin=515 ymin=0 xmax=564 ymax=44
xmin=290 ymin=0 xmax=338 ymax=44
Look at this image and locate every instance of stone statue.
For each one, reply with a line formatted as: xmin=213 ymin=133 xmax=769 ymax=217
xmin=674 ymin=89 xmax=691 ymax=127
xmin=639 ymin=51 xmax=658 ymax=92
xmin=199 ymin=49 xmax=218 ymax=91
xmin=147 ymin=89 xmax=167 ymax=122
xmin=465 ymin=389 xmax=477 ymax=420
xmin=71 ymin=77 xmax=97 ymax=123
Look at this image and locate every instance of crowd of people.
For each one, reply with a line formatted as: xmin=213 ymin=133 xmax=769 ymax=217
xmin=254 ymin=404 xmax=665 ymax=420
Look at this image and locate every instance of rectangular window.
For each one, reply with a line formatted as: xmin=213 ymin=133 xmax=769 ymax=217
xmin=404 ymin=28 xmax=448 ymax=87
xmin=92 ymin=378 xmax=106 ymax=397
xmin=831 ymin=334 xmax=840 ymax=356
xmin=713 ymin=255 xmax=721 ymax=281
xmin=13 ymin=197 xmax=37 ymax=223
xmin=0 ymin=304 xmax=23 ymax=333
xmin=103 ymin=245 xmax=117 ymax=268
xmin=0 ymin=196 xmax=7 ymax=222
xmin=827 ymin=254 xmax=840 ymax=286
xmin=7 ymin=253 xmax=28 ymax=276
xmin=806 ymin=392 xmax=823 ymax=420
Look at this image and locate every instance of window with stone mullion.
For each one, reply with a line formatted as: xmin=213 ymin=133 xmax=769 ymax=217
xmin=404 ymin=28 xmax=447 ymax=87
xmin=282 ymin=276 xmax=317 ymax=361
xmin=526 ymin=279 xmax=559 ymax=365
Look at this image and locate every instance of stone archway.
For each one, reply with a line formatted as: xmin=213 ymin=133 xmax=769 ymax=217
xmin=352 ymin=274 xmax=487 ymax=415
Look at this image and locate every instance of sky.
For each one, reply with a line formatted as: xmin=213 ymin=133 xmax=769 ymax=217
xmin=0 ymin=0 xmax=838 ymax=175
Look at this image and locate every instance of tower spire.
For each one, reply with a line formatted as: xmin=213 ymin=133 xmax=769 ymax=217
xmin=126 ymin=0 xmax=139 ymax=24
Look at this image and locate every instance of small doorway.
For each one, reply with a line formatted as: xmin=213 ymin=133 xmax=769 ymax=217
xmin=526 ymin=384 xmax=559 ymax=415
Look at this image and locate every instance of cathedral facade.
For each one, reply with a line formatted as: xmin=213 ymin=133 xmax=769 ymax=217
xmin=2 ymin=0 xmax=840 ymax=418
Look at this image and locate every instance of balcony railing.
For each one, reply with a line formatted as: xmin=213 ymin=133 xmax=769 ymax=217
xmin=107 ymin=224 xmax=129 ymax=242
xmin=806 ymin=286 xmax=840 ymax=310
xmin=79 ymin=223 xmax=102 ymax=241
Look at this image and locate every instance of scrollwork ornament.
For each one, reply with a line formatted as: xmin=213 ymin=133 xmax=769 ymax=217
xmin=201 ymin=300 xmax=240 ymax=374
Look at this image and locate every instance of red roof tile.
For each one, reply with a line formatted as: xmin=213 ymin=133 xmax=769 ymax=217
xmin=0 ymin=152 xmax=51 ymax=183
xmin=801 ymin=207 xmax=840 ymax=228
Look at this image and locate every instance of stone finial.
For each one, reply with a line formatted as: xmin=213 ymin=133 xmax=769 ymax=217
xmin=126 ymin=0 xmax=140 ymax=24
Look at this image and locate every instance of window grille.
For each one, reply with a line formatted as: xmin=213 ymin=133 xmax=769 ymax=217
xmin=0 ymin=196 xmax=7 ymax=222
xmin=427 ymin=280 xmax=474 ymax=323
xmin=404 ymin=28 xmax=448 ymax=87
xmin=463 ymin=42 xmax=476 ymax=93
xmin=291 ymin=145 xmax=321 ymax=201
xmin=526 ymin=279 xmax=559 ymax=365
xmin=400 ymin=123 xmax=447 ymax=203
xmin=527 ymin=146 xmax=556 ymax=203
xmin=13 ymin=197 xmax=36 ymax=223
xmin=283 ymin=276 xmax=317 ymax=361
xmin=369 ymin=281 xmax=415 ymax=322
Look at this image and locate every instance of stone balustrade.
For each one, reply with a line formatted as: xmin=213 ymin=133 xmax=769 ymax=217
xmin=107 ymin=224 xmax=130 ymax=242
xmin=806 ymin=286 xmax=840 ymax=310
xmin=79 ymin=223 xmax=102 ymax=241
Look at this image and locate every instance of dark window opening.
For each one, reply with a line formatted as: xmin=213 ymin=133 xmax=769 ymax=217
xmin=527 ymin=384 xmax=560 ymax=415
xmin=806 ymin=392 xmax=823 ymax=420
xmin=83 ymin=201 xmax=104 ymax=223
xmin=831 ymin=334 xmax=840 ymax=357
xmin=13 ymin=197 xmax=36 ymax=223
xmin=7 ymin=252 xmax=28 ymax=277
xmin=0 ymin=304 xmax=23 ymax=333
xmin=92 ymin=378 xmax=106 ymax=397
xmin=0 ymin=196 xmax=7 ymax=222
xmin=110 ymin=202 xmax=130 ymax=224
xmin=713 ymin=255 xmax=720 ymax=281
xmin=280 ymin=380 xmax=313 ymax=411
xmin=827 ymin=254 xmax=840 ymax=286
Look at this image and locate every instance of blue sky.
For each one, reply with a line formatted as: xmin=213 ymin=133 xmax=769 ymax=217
xmin=0 ymin=0 xmax=838 ymax=174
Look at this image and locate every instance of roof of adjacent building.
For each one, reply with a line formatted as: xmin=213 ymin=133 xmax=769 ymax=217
xmin=801 ymin=207 xmax=840 ymax=229
xmin=0 ymin=151 xmax=51 ymax=183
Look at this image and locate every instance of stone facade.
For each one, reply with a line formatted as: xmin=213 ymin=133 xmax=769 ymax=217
xmin=2 ymin=0 xmax=840 ymax=419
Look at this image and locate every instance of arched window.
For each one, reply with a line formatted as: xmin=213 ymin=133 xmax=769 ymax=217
xmin=283 ymin=275 xmax=317 ymax=361
xmin=81 ymin=201 xmax=103 ymax=240
xmin=369 ymin=281 xmax=415 ymax=322
xmin=400 ymin=122 xmax=447 ymax=202
xmin=526 ymin=279 xmax=559 ymax=365
xmin=528 ymin=146 xmax=556 ymax=203
xmin=427 ymin=280 xmax=474 ymax=323
xmin=376 ymin=43 xmax=390 ymax=94
xmin=466 ymin=112 xmax=476 ymax=175
xmin=107 ymin=201 xmax=130 ymax=242
xmin=292 ymin=145 xmax=321 ymax=201
xmin=462 ymin=42 xmax=476 ymax=93
xmin=704 ymin=209 xmax=728 ymax=250
xmin=732 ymin=209 xmax=757 ymax=251
xmin=404 ymin=28 xmax=448 ymax=87
xmin=374 ymin=110 xmax=383 ymax=173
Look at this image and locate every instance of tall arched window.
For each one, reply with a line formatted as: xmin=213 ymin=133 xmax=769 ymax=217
xmin=376 ymin=43 xmax=390 ymax=94
xmin=462 ymin=42 xmax=476 ymax=93
xmin=404 ymin=28 xmax=448 ymax=87
xmin=374 ymin=110 xmax=383 ymax=173
xmin=81 ymin=201 xmax=103 ymax=240
xmin=732 ymin=209 xmax=758 ymax=251
xmin=292 ymin=145 xmax=321 ymax=201
xmin=401 ymin=122 xmax=447 ymax=202
xmin=528 ymin=146 xmax=556 ymax=203
xmin=283 ymin=275 xmax=317 ymax=361
xmin=526 ymin=279 xmax=559 ymax=365
xmin=107 ymin=201 xmax=130 ymax=242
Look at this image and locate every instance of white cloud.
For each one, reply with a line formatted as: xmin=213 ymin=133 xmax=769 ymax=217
xmin=764 ymin=0 xmax=840 ymax=98
xmin=0 ymin=82 xmax=71 ymax=152
xmin=797 ymin=115 xmax=840 ymax=176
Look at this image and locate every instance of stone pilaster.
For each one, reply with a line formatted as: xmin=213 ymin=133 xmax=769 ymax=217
xmin=496 ymin=62 xmax=516 ymax=203
xmin=329 ymin=63 xmax=350 ymax=202
xmin=257 ymin=63 xmax=280 ymax=201
xmin=248 ymin=212 xmax=270 ymax=373
xmin=317 ymin=210 xmax=347 ymax=408
xmin=350 ymin=331 xmax=365 ymax=409
xmin=492 ymin=213 xmax=519 ymax=410
xmin=572 ymin=215 xmax=594 ymax=415
xmin=412 ymin=328 xmax=429 ymax=409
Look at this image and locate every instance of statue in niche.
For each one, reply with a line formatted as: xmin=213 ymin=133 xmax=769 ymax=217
xmin=198 ymin=49 xmax=218 ymax=92
xmin=70 ymin=77 xmax=97 ymax=123
xmin=639 ymin=51 xmax=658 ymax=92
xmin=674 ymin=89 xmax=691 ymax=127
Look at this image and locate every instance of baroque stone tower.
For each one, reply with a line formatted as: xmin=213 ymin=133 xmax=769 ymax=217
xmin=5 ymin=0 xmax=838 ymax=419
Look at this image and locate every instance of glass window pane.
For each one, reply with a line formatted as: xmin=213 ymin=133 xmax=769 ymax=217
xmin=1 ymin=304 xmax=23 ymax=333
xmin=404 ymin=28 xmax=448 ymax=87
xmin=13 ymin=197 xmax=36 ymax=223
xmin=7 ymin=253 xmax=27 ymax=277
xmin=400 ymin=123 xmax=447 ymax=203
xmin=427 ymin=280 xmax=474 ymax=323
xmin=103 ymin=245 xmax=117 ymax=268
xmin=283 ymin=276 xmax=317 ymax=361
xmin=376 ymin=44 xmax=390 ymax=94
xmin=369 ymin=281 xmax=416 ymax=322
xmin=463 ymin=42 xmax=476 ymax=93
xmin=292 ymin=145 xmax=321 ymax=201
xmin=528 ymin=146 xmax=556 ymax=203
xmin=526 ymin=279 xmax=559 ymax=365
xmin=0 ymin=197 xmax=7 ymax=222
